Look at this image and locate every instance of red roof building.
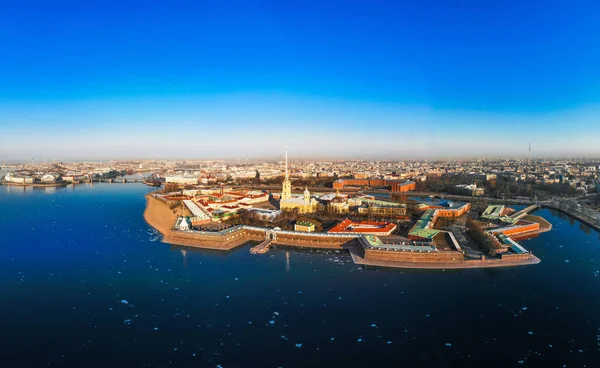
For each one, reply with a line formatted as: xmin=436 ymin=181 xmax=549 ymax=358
xmin=328 ymin=219 xmax=397 ymax=236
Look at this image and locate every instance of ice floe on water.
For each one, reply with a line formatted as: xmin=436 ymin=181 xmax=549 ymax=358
xmin=445 ymin=343 xmax=452 ymax=347
xmin=120 ymin=300 xmax=128 ymax=305
xmin=295 ymin=343 xmax=303 ymax=348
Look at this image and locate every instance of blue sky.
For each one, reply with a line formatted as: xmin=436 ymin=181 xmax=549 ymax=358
xmin=1 ymin=0 xmax=599 ymax=161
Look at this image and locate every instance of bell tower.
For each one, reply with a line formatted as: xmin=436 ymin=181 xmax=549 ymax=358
xmin=281 ymin=146 xmax=292 ymax=200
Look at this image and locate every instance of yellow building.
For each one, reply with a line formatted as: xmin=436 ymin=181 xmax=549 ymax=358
xmin=294 ymin=221 xmax=315 ymax=232
xmin=280 ymin=186 xmax=318 ymax=213
xmin=279 ymin=148 xmax=317 ymax=213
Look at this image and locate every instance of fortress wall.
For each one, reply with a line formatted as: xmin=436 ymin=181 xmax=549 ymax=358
xmin=364 ymin=249 xmax=464 ymax=263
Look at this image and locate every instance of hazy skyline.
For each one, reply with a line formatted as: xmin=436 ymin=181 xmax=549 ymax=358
xmin=1 ymin=1 xmax=599 ymax=160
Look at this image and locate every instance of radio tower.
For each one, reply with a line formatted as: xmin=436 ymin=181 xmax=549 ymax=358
xmin=528 ymin=141 xmax=531 ymax=165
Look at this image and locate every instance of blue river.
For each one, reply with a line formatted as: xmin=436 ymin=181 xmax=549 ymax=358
xmin=1 ymin=183 xmax=600 ymax=367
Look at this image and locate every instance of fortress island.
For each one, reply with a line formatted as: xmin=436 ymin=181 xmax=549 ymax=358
xmin=144 ymin=149 xmax=552 ymax=270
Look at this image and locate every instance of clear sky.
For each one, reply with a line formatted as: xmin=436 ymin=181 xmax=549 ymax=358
xmin=1 ymin=0 xmax=599 ymax=161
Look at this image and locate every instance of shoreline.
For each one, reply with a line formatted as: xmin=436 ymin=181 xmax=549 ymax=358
xmin=348 ymin=244 xmax=541 ymax=269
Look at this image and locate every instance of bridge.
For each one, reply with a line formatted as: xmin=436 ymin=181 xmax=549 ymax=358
xmin=87 ymin=178 xmax=144 ymax=184
xmin=510 ymin=204 xmax=540 ymax=220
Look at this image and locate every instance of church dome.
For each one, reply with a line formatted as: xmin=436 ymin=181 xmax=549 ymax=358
xmin=331 ymin=195 xmax=346 ymax=203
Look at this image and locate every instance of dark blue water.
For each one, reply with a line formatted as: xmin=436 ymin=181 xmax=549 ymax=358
xmin=2 ymin=184 xmax=600 ymax=367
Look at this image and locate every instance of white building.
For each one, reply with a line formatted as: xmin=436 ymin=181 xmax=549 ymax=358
xmin=4 ymin=172 xmax=34 ymax=184
xmin=41 ymin=174 xmax=59 ymax=183
xmin=165 ymin=175 xmax=199 ymax=185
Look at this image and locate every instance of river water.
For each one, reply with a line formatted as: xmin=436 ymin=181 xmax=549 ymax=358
xmin=1 ymin=183 xmax=600 ymax=367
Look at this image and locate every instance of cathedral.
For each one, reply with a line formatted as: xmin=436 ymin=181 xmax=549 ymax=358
xmin=279 ymin=148 xmax=317 ymax=213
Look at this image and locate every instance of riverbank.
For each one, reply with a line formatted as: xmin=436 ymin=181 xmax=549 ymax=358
xmin=542 ymin=204 xmax=600 ymax=233
xmin=348 ymin=244 xmax=541 ymax=269
xmin=1 ymin=181 xmax=68 ymax=187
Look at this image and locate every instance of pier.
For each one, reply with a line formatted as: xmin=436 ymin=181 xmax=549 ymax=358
xmin=250 ymin=239 xmax=273 ymax=254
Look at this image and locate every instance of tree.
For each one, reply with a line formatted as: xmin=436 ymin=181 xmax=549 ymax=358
xmin=254 ymin=170 xmax=261 ymax=185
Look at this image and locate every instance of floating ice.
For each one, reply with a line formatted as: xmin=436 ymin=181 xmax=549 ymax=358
xmin=330 ymin=338 xmax=335 ymax=341
xmin=154 ymin=327 xmax=159 ymax=331
xmin=370 ymin=324 xmax=377 ymax=327
xmin=522 ymin=307 xmax=527 ymax=311
xmin=564 ymin=259 xmax=570 ymax=263
xmin=274 ymin=312 xmax=279 ymax=316
xmin=269 ymin=320 xmax=275 ymax=325
xmin=549 ymin=344 xmax=553 ymax=348
xmin=120 ymin=300 xmax=128 ymax=304
xmin=295 ymin=343 xmax=303 ymax=348
xmin=528 ymin=331 xmax=534 ymax=335
xmin=445 ymin=343 xmax=452 ymax=347
xmin=357 ymin=338 xmax=363 ymax=343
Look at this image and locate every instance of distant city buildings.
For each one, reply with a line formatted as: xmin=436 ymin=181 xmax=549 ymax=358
xmin=454 ymin=184 xmax=484 ymax=197
xmin=333 ymin=178 xmax=416 ymax=193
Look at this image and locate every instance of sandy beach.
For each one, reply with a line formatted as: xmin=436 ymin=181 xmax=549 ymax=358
xmin=144 ymin=195 xmax=176 ymax=236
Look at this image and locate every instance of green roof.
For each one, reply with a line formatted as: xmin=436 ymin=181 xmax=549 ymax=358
xmin=408 ymin=209 xmax=440 ymax=240
xmin=361 ymin=199 xmax=405 ymax=207
xmin=296 ymin=221 xmax=314 ymax=227
xmin=482 ymin=205 xmax=505 ymax=219
xmin=364 ymin=235 xmax=383 ymax=246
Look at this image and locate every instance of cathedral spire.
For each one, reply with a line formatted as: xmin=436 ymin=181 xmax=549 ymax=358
xmin=281 ymin=146 xmax=292 ymax=200
xmin=285 ymin=146 xmax=288 ymax=179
